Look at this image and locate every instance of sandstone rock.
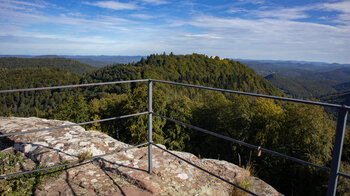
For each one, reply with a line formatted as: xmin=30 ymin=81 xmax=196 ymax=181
xmin=0 ymin=117 xmax=279 ymax=195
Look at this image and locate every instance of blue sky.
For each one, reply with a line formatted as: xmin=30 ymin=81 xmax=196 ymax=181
xmin=0 ymin=0 xmax=349 ymax=63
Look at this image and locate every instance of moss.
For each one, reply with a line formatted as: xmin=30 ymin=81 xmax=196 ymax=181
xmin=0 ymin=152 xmax=67 ymax=196
xmin=77 ymin=151 xmax=93 ymax=162
xmin=230 ymin=176 xmax=251 ymax=196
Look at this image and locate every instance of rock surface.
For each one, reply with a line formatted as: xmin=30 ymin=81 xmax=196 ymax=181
xmin=0 ymin=117 xmax=279 ymax=195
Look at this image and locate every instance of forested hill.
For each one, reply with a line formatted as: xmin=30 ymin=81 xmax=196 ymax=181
xmin=0 ymin=67 xmax=81 ymax=116
xmin=0 ymin=57 xmax=97 ymax=74
xmin=0 ymin=54 xmax=283 ymax=117
xmin=84 ymin=53 xmax=283 ymax=96
xmin=264 ymin=73 xmax=337 ymax=99
xmin=0 ymin=68 xmax=81 ymax=90
xmin=241 ymin=59 xmax=350 ymax=99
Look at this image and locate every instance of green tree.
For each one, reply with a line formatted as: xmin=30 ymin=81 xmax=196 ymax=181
xmin=163 ymin=97 xmax=192 ymax=151
xmin=254 ymin=103 xmax=335 ymax=195
xmin=122 ymin=86 xmax=167 ymax=145
xmin=53 ymin=95 xmax=89 ymax=123
xmin=96 ymin=93 xmax=128 ymax=140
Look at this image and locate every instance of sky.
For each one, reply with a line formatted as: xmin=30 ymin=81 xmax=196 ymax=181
xmin=0 ymin=0 xmax=349 ymax=63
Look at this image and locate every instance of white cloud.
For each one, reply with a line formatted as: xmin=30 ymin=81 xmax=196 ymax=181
xmin=0 ymin=6 xmax=134 ymax=31
xmin=0 ymin=0 xmax=48 ymax=13
xmin=130 ymin=13 xmax=155 ymax=19
xmin=255 ymin=7 xmax=310 ymax=20
xmin=0 ymin=0 xmax=46 ymax=8
xmin=0 ymin=34 xmax=170 ymax=55
xmin=322 ymin=0 xmax=350 ymax=24
xmin=188 ymin=15 xmax=346 ymax=42
xmin=323 ymin=0 xmax=350 ymax=13
xmin=184 ymin=33 xmax=222 ymax=39
xmin=238 ymin=0 xmax=265 ymax=5
xmin=227 ymin=8 xmax=247 ymax=13
xmin=141 ymin=0 xmax=168 ymax=5
xmin=83 ymin=1 xmax=139 ymax=10
xmin=175 ymin=14 xmax=350 ymax=62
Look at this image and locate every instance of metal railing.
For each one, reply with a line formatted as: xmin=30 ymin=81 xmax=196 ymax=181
xmin=0 ymin=79 xmax=349 ymax=196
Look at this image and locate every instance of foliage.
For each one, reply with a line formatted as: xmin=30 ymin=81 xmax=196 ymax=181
xmin=163 ymin=97 xmax=192 ymax=150
xmin=52 ymin=95 xmax=90 ymax=123
xmin=230 ymin=177 xmax=251 ymax=196
xmin=0 ymin=152 xmax=65 ymax=196
xmin=0 ymin=68 xmax=81 ymax=117
xmin=122 ymin=86 xmax=167 ymax=144
xmin=83 ymin=53 xmax=283 ymax=97
xmin=265 ymin=73 xmax=337 ymax=99
xmin=89 ymin=93 xmax=129 ymax=139
xmin=256 ymin=103 xmax=334 ymax=195
xmin=189 ymin=91 xmax=335 ymax=195
xmin=77 ymin=151 xmax=93 ymax=161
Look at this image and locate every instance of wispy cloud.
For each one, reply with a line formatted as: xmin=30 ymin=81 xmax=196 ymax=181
xmin=323 ymin=0 xmax=350 ymax=13
xmin=174 ymin=14 xmax=350 ymax=62
xmin=227 ymin=7 xmax=247 ymax=14
xmin=130 ymin=13 xmax=155 ymax=19
xmin=0 ymin=2 xmax=134 ymax=31
xmin=83 ymin=1 xmax=139 ymax=10
xmin=322 ymin=0 xmax=350 ymax=24
xmin=141 ymin=0 xmax=168 ymax=5
xmin=237 ymin=0 xmax=265 ymax=5
xmin=0 ymin=0 xmax=46 ymax=8
xmin=184 ymin=33 xmax=222 ymax=39
xmin=254 ymin=7 xmax=310 ymax=20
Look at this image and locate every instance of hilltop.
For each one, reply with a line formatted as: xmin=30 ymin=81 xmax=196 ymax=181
xmin=0 ymin=53 xmax=283 ymax=117
xmin=84 ymin=53 xmax=283 ymax=96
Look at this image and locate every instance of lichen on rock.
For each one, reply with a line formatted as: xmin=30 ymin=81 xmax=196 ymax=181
xmin=0 ymin=117 xmax=279 ymax=195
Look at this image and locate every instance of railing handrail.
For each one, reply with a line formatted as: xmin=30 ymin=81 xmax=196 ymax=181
xmin=0 ymin=79 xmax=149 ymax=93
xmin=1 ymin=78 xmax=348 ymax=110
xmin=151 ymin=79 xmax=350 ymax=109
xmin=0 ymin=79 xmax=348 ymax=196
xmin=152 ymin=112 xmax=331 ymax=171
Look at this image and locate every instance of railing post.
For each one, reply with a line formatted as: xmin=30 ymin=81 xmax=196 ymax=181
xmin=148 ymin=79 xmax=153 ymax=174
xmin=327 ymin=107 xmax=348 ymax=196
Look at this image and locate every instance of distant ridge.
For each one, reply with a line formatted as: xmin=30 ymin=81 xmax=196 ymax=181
xmin=62 ymin=55 xmax=145 ymax=66
xmin=0 ymin=55 xmax=145 ymax=67
xmin=235 ymin=58 xmax=350 ymax=66
xmin=0 ymin=57 xmax=97 ymax=74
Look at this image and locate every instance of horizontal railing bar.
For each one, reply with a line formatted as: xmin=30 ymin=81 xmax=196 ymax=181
xmin=0 ymin=79 xmax=149 ymax=93
xmin=338 ymin=172 xmax=350 ymax=179
xmin=153 ymin=112 xmax=330 ymax=172
xmin=0 ymin=112 xmax=148 ymax=138
xmin=151 ymin=79 xmax=349 ymax=109
xmin=0 ymin=142 xmax=149 ymax=179
xmin=152 ymin=143 xmax=258 ymax=196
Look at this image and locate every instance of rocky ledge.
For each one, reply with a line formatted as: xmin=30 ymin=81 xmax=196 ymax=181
xmin=0 ymin=117 xmax=279 ymax=195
